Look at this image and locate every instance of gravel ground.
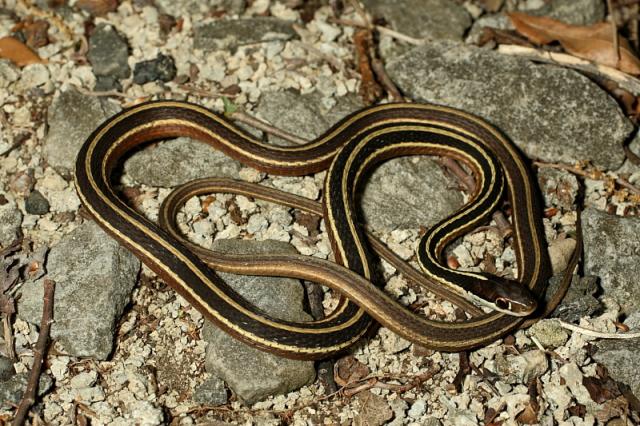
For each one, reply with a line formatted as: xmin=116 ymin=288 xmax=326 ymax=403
xmin=1 ymin=0 xmax=640 ymax=425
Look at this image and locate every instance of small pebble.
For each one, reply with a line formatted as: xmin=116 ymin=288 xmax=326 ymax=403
xmin=25 ymin=190 xmax=50 ymax=215
xmin=133 ymin=53 xmax=177 ymax=85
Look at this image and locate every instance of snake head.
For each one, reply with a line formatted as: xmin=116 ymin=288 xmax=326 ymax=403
xmin=476 ymin=274 xmax=538 ymax=317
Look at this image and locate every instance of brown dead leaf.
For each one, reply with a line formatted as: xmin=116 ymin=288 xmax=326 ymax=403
xmin=583 ymin=375 xmax=621 ymax=404
xmin=76 ymin=0 xmax=118 ymax=16
xmin=12 ymin=19 xmax=50 ymax=48
xmin=481 ymin=0 xmax=504 ymax=13
xmin=508 ymin=12 xmax=640 ymax=75
xmin=0 ymin=36 xmax=44 ymax=67
xmin=334 ymin=355 xmax=370 ymax=387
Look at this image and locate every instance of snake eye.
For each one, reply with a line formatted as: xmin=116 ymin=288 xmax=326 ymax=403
xmin=495 ymin=297 xmax=511 ymax=311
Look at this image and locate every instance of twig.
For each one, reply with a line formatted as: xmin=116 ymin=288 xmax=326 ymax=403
xmin=370 ymin=57 xmax=405 ymax=102
xmin=608 ymin=0 xmax=621 ymax=64
xmin=228 ymin=111 xmax=309 ymax=145
xmin=3 ymin=316 xmax=15 ymax=361
xmin=498 ymin=44 xmax=640 ymax=96
xmin=533 ymin=160 xmax=640 ymax=196
xmin=342 ymin=366 xmax=440 ymax=397
xmin=348 ymin=0 xmax=371 ymax=29
xmin=344 ymin=0 xmax=404 ymax=102
xmin=12 ymin=279 xmax=55 ymax=426
xmin=558 ymin=320 xmax=640 ymax=339
xmin=331 ymin=18 xmax=425 ymax=45
xmin=631 ymin=3 xmax=639 ymax=50
xmin=304 ymin=281 xmax=338 ymax=394
xmin=353 ymin=29 xmax=383 ymax=104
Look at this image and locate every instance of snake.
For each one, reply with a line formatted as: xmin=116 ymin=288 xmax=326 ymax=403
xmin=74 ymin=100 xmax=569 ymax=359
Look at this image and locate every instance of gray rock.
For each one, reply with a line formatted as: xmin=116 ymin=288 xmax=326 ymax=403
xmin=87 ymin=24 xmax=131 ymax=88
xmin=548 ymin=275 xmax=601 ymax=323
xmin=0 ymin=373 xmax=53 ymax=410
xmin=593 ymin=339 xmax=640 ymax=397
xmin=133 ymin=53 xmax=177 ymax=85
xmin=255 ymin=91 xmax=363 ymax=146
xmin=43 ymin=88 xmax=121 ymax=173
xmin=467 ymin=0 xmax=605 ymax=44
xmin=0 ymin=201 xmax=22 ymax=248
xmin=617 ymin=129 xmax=640 ymax=175
xmin=387 ymin=42 xmax=633 ymax=170
xmin=194 ymin=18 xmax=296 ymax=52
xmin=25 ymin=190 xmax=50 ymax=215
xmin=202 ymin=239 xmax=315 ymax=405
xmin=156 ymin=0 xmax=244 ymax=16
xmin=363 ymin=0 xmax=471 ymax=41
xmin=528 ymin=319 xmax=569 ymax=348
xmin=531 ymin=0 xmax=605 ymax=26
xmin=17 ymin=221 xmax=140 ymax=359
xmin=123 ymin=137 xmax=242 ymax=187
xmin=0 ymin=355 xmax=14 ymax=381
xmin=495 ymin=350 xmax=549 ymax=384
xmin=193 ymin=376 xmax=227 ymax=406
xmin=0 ymin=59 xmax=20 ymax=89
xmin=583 ymin=208 xmax=640 ymax=314
xmin=361 ymin=157 xmax=464 ymax=232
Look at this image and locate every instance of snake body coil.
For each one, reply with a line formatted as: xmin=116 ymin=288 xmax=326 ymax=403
xmin=75 ymin=101 xmax=552 ymax=359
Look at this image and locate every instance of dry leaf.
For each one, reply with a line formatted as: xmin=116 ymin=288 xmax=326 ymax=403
xmin=508 ymin=12 xmax=640 ymax=75
xmin=0 ymin=36 xmax=44 ymax=67
xmin=76 ymin=0 xmax=118 ymax=16
xmin=334 ymin=355 xmax=370 ymax=387
xmin=12 ymin=19 xmax=50 ymax=48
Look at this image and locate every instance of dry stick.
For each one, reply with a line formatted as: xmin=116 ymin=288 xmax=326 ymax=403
xmin=370 ymin=55 xmax=405 ymax=102
xmin=608 ymin=0 xmax=621 ymax=64
xmin=345 ymin=0 xmax=404 ymax=102
xmin=12 ymin=279 xmax=55 ymax=426
xmin=228 ymin=111 xmax=309 ymax=145
xmin=558 ymin=320 xmax=640 ymax=339
xmin=631 ymin=3 xmax=639 ymax=50
xmin=3 ymin=316 xmax=15 ymax=361
xmin=497 ymin=44 xmax=640 ymax=96
xmin=331 ymin=18 xmax=425 ymax=46
xmin=533 ymin=161 xmax=640 ymax=196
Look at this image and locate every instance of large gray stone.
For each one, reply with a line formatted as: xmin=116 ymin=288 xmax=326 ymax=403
xmin=255 ymin=91 xmax=363 ymax=146
xmin=123 ymin=137 xmax=242 ymax=187
xmin=0 ymin=355 xmax=14 ymax=381
xmin=363 ymin=0 xmax=470 ymax=41
xmin=0 ymin=373 xmax=53 ymax=410
xmin=193 ymin=376 xmax=228 ymax=406
xmin=593 ymin=339 xmax=640 ymax=397
xmin=43 ymin=89 xmax=121 ymax=173
xmin=547 ymin=275 xmax=601 ymax=323
xmin=0 ymin=201 xmax=22 ymax=248
xmin=87 ymin=24 xmax=131 ymax=86
xmin=360 ymin=157 xmax=464 ymax=232
xmin=194 ymin=18 xmax=296 ymax=52
xmin=17 ymin=221 xmax=140 ymax=359
xmin=387 ymin=42 xmax=633 ymax=170
xmin=583 ymin=208 xmax=640 ymax=314
xmin=202 ymin=239 xmax=315 ymax=405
